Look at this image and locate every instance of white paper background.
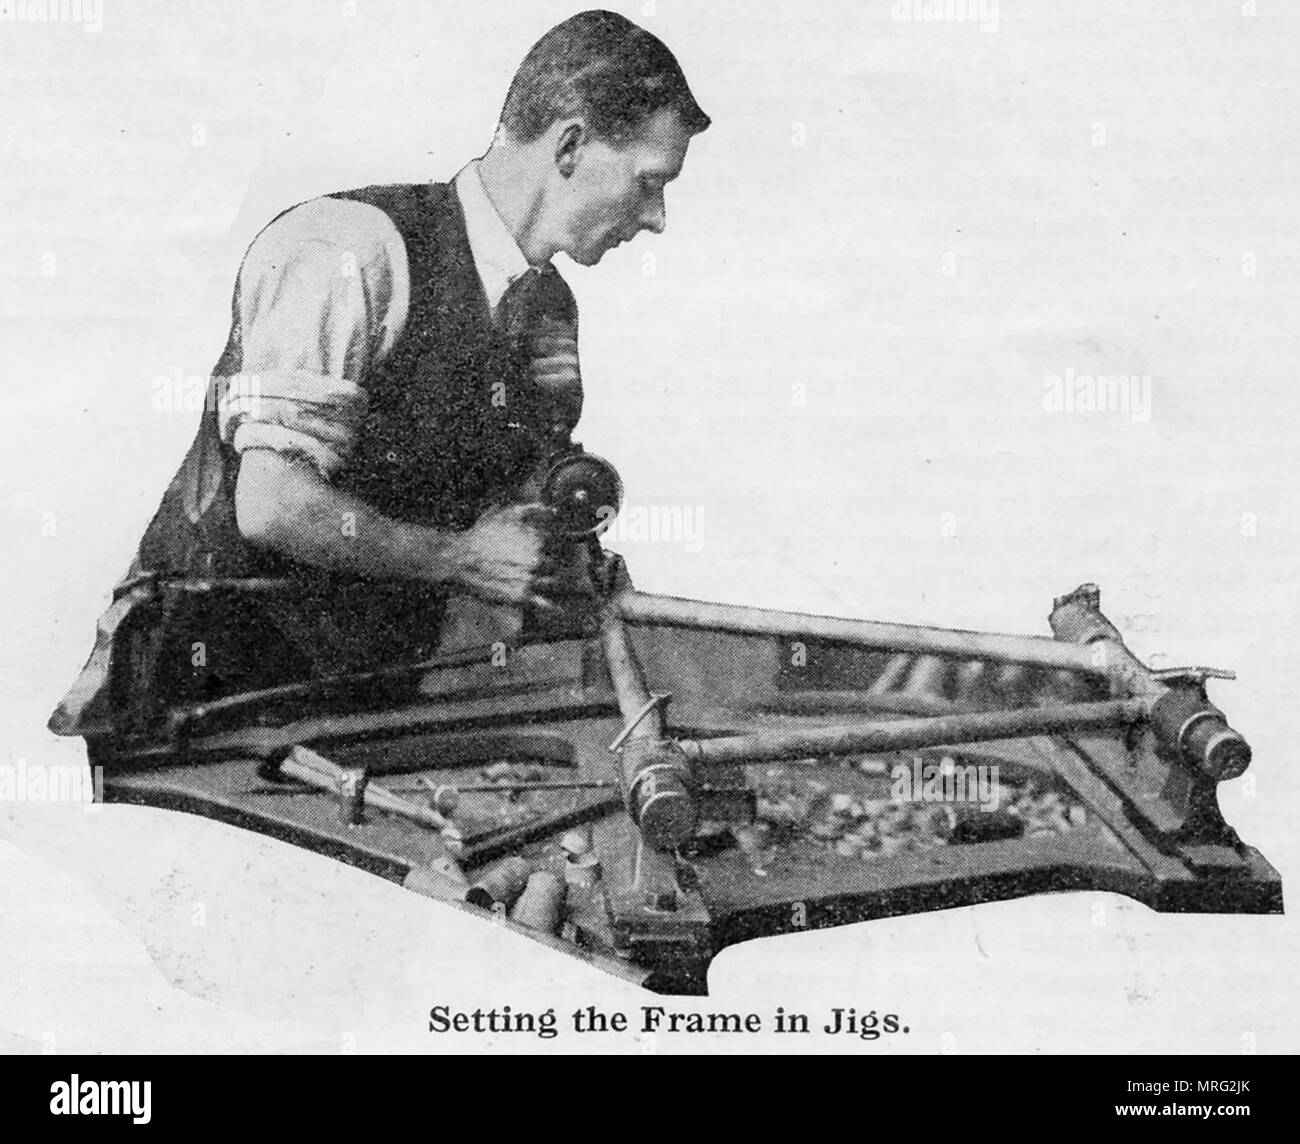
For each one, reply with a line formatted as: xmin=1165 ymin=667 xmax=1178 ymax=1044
xmin=2 ymin=0 xmax=1297 ymax=1053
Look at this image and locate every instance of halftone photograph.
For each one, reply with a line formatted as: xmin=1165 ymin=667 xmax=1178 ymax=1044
xmin=1 ymin=0 xmax=1296 ymax=1092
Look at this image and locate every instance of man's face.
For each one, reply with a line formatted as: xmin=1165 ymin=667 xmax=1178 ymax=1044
xmin=560 ymin=107 xmax=694 ymax=266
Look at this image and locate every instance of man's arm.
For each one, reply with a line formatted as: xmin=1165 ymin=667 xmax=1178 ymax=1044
xmin=223 ymin=198 xmax=556 ymax=609
xmin=235 ymin=449 xmax=557 ymax=609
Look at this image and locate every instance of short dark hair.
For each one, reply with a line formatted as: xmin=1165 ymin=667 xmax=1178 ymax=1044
xmin=499 ymin=10 xmax=711 ymax=144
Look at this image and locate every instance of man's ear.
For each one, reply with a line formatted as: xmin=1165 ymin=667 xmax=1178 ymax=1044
xmin=554 ymin=120 xmax=586 ymax=178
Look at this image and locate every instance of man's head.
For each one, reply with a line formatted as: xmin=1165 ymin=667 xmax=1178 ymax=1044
xmin=490 ymin=10 xmax=710 ymax=265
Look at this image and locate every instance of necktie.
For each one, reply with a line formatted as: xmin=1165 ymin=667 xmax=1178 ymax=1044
xmin=498 ymin=266 xmax=583 ymax=439
xmin=498 ymin=264 xmax=575 ymax=334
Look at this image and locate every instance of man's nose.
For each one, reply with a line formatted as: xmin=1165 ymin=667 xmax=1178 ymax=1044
xmin=640 ymin=199 xmax=666 ymax=235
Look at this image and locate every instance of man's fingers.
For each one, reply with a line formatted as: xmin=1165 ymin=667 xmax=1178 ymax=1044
xmin=464 ymin=565 xmax=563 ymax=594
xmin=529 ymin=333 xmax=578 ymax=349
xmin=461 ymin=582 xmax=561 ymax=615
xmin=532 ymin=316 xmax=576 ymax=336
xmin=531 ymin=371 xmax=581 ymax=389
xmin=460 ymin=582 xmax=524 ymax=608
xmin=510 ymin=503 xmax=559 ymax=528
xmin=455 ymin=502 xmax=569 ymax=609
xmin=528 ymin=571 xmax=568 ymax=593
xmin=530 ymin=362 xmax=580 ymax=379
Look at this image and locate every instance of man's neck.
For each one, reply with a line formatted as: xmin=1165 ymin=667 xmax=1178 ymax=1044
xmin=476 ymin=141 xmax=556 ymax=266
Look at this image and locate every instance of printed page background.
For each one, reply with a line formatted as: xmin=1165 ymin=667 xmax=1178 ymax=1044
xmin=1 ymin=0 xmax=1297 ymax=1053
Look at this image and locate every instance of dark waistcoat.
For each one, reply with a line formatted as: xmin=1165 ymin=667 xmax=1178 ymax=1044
xmin=50 ymin=182 xmax=583 ymax=731
xmin=137 ymin=181 xmax=576 ymax=578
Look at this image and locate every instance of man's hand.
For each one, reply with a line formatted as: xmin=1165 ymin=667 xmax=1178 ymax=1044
xmin=448 ymin=502 xmax=561 ymax=611
xmin=236 ymin=452 xmax=560 ymax=609
xmin=525 ymin=317 xmax=583 ymax=426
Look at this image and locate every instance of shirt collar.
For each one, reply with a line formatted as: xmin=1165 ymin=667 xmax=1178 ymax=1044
xmin=453 ymin=159 xmax=537 ymax=315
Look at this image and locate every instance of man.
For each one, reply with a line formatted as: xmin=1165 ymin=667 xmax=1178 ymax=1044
xmin=50 ymin=10 xmax=709 ymax=738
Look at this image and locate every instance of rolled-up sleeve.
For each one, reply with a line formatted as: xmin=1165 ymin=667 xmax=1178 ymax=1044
xmin=218 ymin=198 xmax=410 ymax=478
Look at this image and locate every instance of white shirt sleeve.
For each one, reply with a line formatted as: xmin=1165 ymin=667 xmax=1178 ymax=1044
xmin=217 ymin=197 xmax=410 ymax=478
